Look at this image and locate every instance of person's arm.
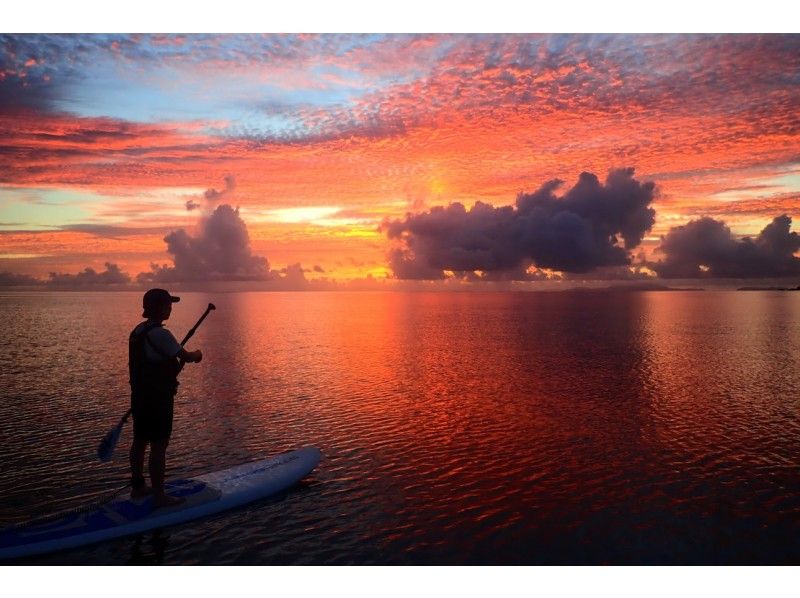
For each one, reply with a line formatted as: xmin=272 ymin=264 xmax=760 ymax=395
xmin=178 ymin=348 xmax=203 ymax=363
xmin=150 ymin=327 xmax=202 ymax=363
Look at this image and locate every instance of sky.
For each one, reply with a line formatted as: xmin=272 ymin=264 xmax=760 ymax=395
xmin=1 ymin=33 xmax=799 ymax=287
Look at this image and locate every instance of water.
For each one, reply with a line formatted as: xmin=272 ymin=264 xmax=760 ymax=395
xmin=1 ymin=290 xmax=800 ymax=564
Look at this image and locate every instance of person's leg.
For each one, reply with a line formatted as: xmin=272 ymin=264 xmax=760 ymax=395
xmin=130 ymin=392 xmax=155 ymax=499
xmin=129 ymin=437 xmax=152 ymax=498
xmin=129 ymin=392 xmax=155 ymax=500
xmin=129 ymin=436 xmax=146 ymax=479
xmin=148 ymin=392 xmax=183 ymax=508
xmin=150 ymin=438 xmax=184 ymax=507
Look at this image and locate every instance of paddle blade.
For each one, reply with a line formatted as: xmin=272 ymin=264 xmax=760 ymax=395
xmin=97 ymin=422 xmax=123 ymax=462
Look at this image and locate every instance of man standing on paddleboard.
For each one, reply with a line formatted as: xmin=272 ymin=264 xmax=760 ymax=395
xmin=128 ymin=289 xmax=203 ymax=508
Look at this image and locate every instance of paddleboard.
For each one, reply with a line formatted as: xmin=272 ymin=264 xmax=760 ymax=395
xmin=0 ymin=446 xmax=322 ymax=560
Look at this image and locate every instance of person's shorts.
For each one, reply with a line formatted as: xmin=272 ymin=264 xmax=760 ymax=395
xmin=131 ymin=390 xmax=175 ymax=442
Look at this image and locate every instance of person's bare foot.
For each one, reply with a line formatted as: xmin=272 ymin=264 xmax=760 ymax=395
xmin=130 ymin=486 xmax=153 ymax=500
xmin=153 ymin=494 xmax=186 ymax=509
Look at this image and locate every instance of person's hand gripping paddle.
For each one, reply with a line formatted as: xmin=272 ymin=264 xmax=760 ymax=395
xmin=97 ymin=302 xmax=216 ymax=462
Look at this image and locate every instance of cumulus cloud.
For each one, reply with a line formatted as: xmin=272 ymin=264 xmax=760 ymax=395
xmin=138 ymin=203 xmax=270 ymax=282
xmin=138 ymin=175 xmax=279 ymax=282
xmin=383 ymin=168 xmax=656 ymax=280
xmin=56 ymin=223 xmax=173 ymax=238
xmin=46 ymin=262 xmax=131 ymax=286
xmin=138 ymin=178 xmax=328 ymax=285
xmin=652 ymin=215 xmax=800 ymax=279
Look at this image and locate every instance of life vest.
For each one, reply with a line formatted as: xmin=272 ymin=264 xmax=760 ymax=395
xmin=128 ymin=321 xmax=180 ymax=396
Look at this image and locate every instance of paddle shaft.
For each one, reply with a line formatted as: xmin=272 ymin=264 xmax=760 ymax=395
xmin=178 ymin=303 xmax=215 ymax=347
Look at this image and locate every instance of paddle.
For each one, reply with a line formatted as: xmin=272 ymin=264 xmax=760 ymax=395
xmin=97 ymin=302 xmax=216 ymax=462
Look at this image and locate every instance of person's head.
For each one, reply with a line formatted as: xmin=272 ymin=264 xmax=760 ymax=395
xmin=142 ymin=288 xmax=180 ymax=321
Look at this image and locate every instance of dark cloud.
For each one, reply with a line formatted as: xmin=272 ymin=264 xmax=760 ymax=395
xmin=138 ymin=203 xmax=270 ymax=282
xmin=56 ymin=223 xmax=175 ymax=238
xmin=31 ymin=128 xmax=141 ymax=144
xmin=46 ymin=262 xmax=131 ymax=286
xmin=652 ymin=215 xmax=800 ymax=279
xmin=383 ymin=168 xmax=656 ymax=280
xmin=185 ymin=199 xmax=201 ymax=211
xmin=0 ymin=271 xmax=43 ymax=286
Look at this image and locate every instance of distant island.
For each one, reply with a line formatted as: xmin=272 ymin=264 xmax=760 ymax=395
xmin=567 ymin=282 xmax=705 ymax=292
xmin=606 ymin=283 xmax=705 ymax=292
xmin=738 ymin=285 xmax=800 ymax=291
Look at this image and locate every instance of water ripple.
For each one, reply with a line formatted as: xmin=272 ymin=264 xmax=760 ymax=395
xmin=1 ymin=290 xmax=800 ymax=564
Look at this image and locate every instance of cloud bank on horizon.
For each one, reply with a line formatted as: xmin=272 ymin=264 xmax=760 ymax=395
xmin=0 ymin=33 xmax=798 ymax=283
xmin=1 ymin=171 xmax=798 ymax=287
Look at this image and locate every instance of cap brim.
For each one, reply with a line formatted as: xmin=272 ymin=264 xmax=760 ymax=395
xmin=170 ymin=295 xmax=180 ymax=303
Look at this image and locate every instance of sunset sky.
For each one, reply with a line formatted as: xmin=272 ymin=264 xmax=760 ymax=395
xmin=1 ymin=33 xmax=798 ymax=286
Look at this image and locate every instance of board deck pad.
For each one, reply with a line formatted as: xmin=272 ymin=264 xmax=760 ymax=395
xmin=0 ymin=446 xmax=322 ymax=560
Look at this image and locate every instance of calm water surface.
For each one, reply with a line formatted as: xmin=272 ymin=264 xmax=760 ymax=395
xmin=1 ymin=290 xmax=800 ymax=564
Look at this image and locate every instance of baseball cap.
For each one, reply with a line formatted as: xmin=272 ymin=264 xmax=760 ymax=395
xmin=142 ymin=288 xmax=180 ymax=318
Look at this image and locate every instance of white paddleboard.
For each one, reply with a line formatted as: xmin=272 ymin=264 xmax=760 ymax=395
xmin=0 ymin=446 xmax=322 ymax=560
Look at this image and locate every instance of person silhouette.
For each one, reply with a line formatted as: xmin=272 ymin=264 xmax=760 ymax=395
xmin=128 ymin=288 xmax=202 ymax=508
